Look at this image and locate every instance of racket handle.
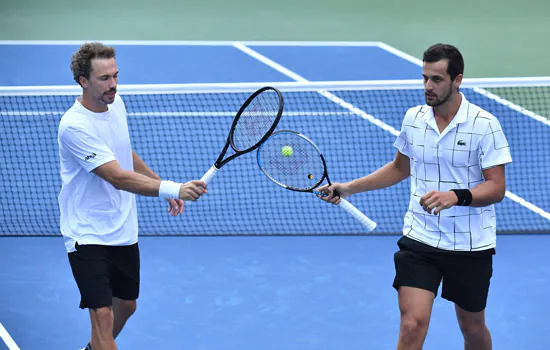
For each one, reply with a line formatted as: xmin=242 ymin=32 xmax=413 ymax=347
xmin=185 ymin=166 xmax=219 ymax=204
xmin=200 ymin=165 xmax=219 ymax=185
xmin=338 ymin=199 xmax=377 ymax=232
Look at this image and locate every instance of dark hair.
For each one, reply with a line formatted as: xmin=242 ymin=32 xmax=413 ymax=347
xmin=70 ymin=42 xmax=116 ymax=86
xmin=423 ymin=43 xmax=464 ymax=81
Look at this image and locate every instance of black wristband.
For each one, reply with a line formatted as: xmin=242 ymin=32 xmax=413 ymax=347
xmin=451 ymin=189 xmax=473 ymax=206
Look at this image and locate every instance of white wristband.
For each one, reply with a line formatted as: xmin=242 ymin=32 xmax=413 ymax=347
xmin=158 ymin=180 xmax=182 ymax=199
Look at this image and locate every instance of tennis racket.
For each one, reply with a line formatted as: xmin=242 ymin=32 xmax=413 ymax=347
xmin=257 ymin=130 xmax=376 ymax=232
xmin=200 ymin=86 xmax=284 ymax=185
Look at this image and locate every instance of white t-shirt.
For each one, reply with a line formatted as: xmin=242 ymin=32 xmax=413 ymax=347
xmin=57 ymin=94 xmax=138 ymax=253
xmin=393 ymin=93 xmax=512 ymax=251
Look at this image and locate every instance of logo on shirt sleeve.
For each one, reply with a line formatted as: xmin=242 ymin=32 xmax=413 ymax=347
xmin=84 ymin=153 xmax=97 ymax=161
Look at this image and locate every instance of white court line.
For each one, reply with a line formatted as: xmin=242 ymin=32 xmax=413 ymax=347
xmin=0 ymin=323 xmax=20 ymax=350
xmin=375 ymin=42 xmax=550 ymax=127
xmin=0 ymin=40 xmax=381 ymax=46
xmin=473 ymin=87 xmax=550 ymax=127
xmin=506 ymin=191 xmax=550 ymax=220
xmin=238 ymin=41 xmax=382 ymax=47
xmin=233 ymin=42 xmax=400 ymax=136
xmin=233 ymin=43 xmax=308 ymax=83
xmin=375 ymin=42 xmax=424 ymax=65
xmin=235 ymin=42 xmax=550 ymax=222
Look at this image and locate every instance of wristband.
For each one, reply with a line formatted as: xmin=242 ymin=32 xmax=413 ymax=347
xmin=159 ymin=180 xmax=182 ymax=199
xmin=451 ymin=189 xmax=472 ymax=206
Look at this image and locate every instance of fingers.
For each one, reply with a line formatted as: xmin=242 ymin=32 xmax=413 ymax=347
xmin=179 ymin=180 xmax=208 ymax=201
xmin=316 ymin=184 xmax=341 ymax=205
xmin=421 ymin=196 xmax=439 ymax=214
xmin=166 ymin=198 xmax=183 ymax=216
xmin=317 ymin=184 xmax=330 ymax=193
xmin=166 ymin=199 xmax=185 ymax=216
xmin=433 ymin=205 xmax=444 ymax=215
xmin=167 ymin=198 xmax=175 ymax=215
xmin=426 ymin=200 xmax=440 ymax=215
xmin=420 ymin=190 xmax=437 ymax=214
xmin=420 ymin=191 xmax=457 ymax=215
xmin=177 ymin=199 xmax=184 ymax=214
xmin=191 ymin=180 xmax=208 ymax=189
xmin=419 ymin=190 xmax=435 ymax=207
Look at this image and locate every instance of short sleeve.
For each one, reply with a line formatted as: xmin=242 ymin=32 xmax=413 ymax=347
xmin=59 ymin=124 xmax=116 ymax=172
xmin=393 ymin=119 xmax=410 ymax=157
xmin=479 ymin=117 xmax=512 ymax=169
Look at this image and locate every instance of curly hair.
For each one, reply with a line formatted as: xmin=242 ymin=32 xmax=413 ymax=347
xmin=70 ymin=42 xmax=116 ymax=86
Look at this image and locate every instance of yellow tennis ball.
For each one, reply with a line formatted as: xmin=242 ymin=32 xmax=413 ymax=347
xmin=281 ymin=145 xmax=293 ymax=157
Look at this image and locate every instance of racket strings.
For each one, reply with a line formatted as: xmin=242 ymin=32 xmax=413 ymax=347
xmin=258 ymin=133 xmax=325 ymax=190
xmin=233 ymin=90 xmax=280 ymax=151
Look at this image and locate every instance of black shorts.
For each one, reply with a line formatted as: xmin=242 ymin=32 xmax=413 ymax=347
xmin=393 ymin=236 xmax=494 ymax=313
xmin=68 ymin=242 xmax=140 ymax=309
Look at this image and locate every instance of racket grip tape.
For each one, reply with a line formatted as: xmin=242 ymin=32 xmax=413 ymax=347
xmin=185 ymin=166 xmax=219 ymax=204
xmin=200 ymin=165 xmax=219 ymax=185
xmin=338 ymin=199 xmax=377 ymax=232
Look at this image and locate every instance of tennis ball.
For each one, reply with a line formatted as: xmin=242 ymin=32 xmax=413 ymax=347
xmin=281 ymin=145 xmax=293 ymax=157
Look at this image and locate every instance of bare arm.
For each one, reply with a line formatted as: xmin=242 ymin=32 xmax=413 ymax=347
xmin=94 ymin=160 xmax=162 ymax=196
xmin=346 ymin=150 xmax=410 ymax=195
xmin=132 ymin=150 xmax=161 ymax=180
xmin=92 ymin=160 xmax=206 ymax=200
xmin=318 ymin=150 xmax=410 ymax=204
xmin=470 ymin=165 xmax=507 ymax=207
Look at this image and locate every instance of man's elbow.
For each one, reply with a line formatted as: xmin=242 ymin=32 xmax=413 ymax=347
xmin=93 ymin=165 xmax=127 ymax=190
xmin=496 ymin=186 xmax=507 ymax=203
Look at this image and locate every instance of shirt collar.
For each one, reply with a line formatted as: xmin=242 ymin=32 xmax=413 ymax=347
xmin=422 ymin=92 xmax=469 ymax=125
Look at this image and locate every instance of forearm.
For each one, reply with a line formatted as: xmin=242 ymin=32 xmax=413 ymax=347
xmin=111 ymin=169 xmax=162 ymax=197
xmin=347 ymin=161 xmax=409 ymax=195
xmin=93 ymin=159 xmax=202 ymax=200
xmin=132 ymin=151 xmax=161 ymax=180
xmin=470 ymin=180 xmax=506 ymax=207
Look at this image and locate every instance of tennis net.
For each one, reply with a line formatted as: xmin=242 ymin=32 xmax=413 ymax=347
xmin=1 ymin=78 xmax=549 ymax=235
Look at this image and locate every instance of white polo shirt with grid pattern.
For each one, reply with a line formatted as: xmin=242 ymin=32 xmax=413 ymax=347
xmin=393 ymin=93 xmax=512 ymax=251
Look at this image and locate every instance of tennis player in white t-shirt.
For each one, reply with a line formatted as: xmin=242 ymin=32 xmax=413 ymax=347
xmin=318 ymin=44 xmax=511 ymax=350
xmin=58 ymin=42 xmax=206 ymax=350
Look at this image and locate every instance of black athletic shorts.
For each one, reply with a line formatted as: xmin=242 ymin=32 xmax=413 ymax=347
xmin=393 ymin=236 xmax=494 ymax=312
xmin=68 ymin=242 xmax=140 ymax=309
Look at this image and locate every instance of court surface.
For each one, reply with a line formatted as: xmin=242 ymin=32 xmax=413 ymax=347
xmin=0 ymin=41 xmax=549 ymax=350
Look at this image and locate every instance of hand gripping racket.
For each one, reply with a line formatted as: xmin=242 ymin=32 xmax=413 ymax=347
xmin=257 ymin=130 xmax=376 ymax=231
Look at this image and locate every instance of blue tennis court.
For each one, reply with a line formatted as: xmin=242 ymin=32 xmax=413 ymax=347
xmin=0 ymin=41 xmax=549 ymax=350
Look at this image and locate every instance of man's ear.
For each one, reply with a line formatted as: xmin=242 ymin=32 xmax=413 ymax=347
xmin=78 ymin=75 xmax=88 ymax=88
xmin=454 ymin=74 xmax=463 ymax=89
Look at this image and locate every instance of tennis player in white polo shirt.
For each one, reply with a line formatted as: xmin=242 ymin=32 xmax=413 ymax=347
xmin=318 ymin=43 xmax=511 ymax=350
xmin=58 ymin=42 xmax=207 ymax=350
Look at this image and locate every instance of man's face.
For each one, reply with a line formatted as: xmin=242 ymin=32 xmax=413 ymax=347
xmin=422 ymin=59 xmax=461 ymax=107
xmin=80 ymin=58 xmax=118 ymax=106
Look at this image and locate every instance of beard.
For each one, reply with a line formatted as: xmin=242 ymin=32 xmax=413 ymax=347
xmin=98 ymin=88 xmax=117 ymax=105
xmin=425 ymin=85 xmax=453 ymax=107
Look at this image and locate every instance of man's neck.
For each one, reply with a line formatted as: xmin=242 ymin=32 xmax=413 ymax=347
xmin=434 ymin=92 xmax=462 ymax=122
xmin=79 ymin=94 xmax=107 ymax=113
